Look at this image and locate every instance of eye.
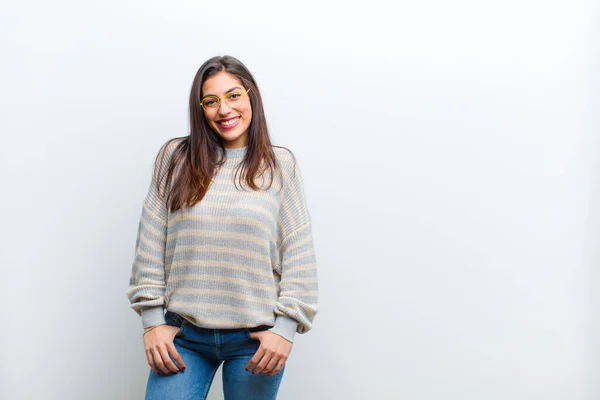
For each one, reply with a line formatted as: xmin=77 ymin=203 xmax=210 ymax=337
xmin=203 ymin=97 xmax=217 ymax=106
xmin=228 ymin=93 xmax=241 ymax=99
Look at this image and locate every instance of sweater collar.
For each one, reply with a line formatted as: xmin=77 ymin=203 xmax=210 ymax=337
xmin=225 ymin=146 xmax=247 ymax=159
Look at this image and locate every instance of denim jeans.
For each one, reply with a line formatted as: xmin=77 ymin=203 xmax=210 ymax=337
xmin=144 ymin=310 xmax=285 ymax=400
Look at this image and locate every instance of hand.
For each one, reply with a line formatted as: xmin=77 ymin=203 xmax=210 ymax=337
xmin=143 ymin=325 xmax=186 ymax=375
xmin=245 ymin=330 xmax=293 ymax=376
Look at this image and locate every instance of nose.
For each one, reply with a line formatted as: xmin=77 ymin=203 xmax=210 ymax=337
xmin=217 ymin=98 xmax=232 ymax=116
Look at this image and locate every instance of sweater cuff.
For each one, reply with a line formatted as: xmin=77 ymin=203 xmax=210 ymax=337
xmin=269 ymin=315 xmax=299 ymax=343
xmin=141 ymin=306 xmax=166 ymax=329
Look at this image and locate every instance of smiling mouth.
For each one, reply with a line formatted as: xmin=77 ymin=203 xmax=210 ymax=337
xmin=217 ymin=117 xmax=240 ymax=129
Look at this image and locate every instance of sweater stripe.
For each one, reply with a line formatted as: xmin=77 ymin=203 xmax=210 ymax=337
xmin=167 ymin=229 xmax=270 ymax=246
xmin=169 ymin=213 xmax=274 ymax=238
xmin=167 ymin=274 xmax=277 ymax=291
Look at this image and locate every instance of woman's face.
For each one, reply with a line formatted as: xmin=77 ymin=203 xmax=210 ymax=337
xmin=202 ymin=72 xmax=252 ymax=149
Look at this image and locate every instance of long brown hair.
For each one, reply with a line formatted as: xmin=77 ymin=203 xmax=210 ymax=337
xmin=152 ymin=55 xmax=294 ymax=213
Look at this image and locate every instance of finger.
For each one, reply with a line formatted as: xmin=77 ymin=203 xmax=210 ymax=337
xmin=252 ymin=349 xmax=274 ymax=374
xmin=250 ymin=331 xmax=265 ymax=340
xmin=151 ymin=348 xmax=170 ymax=375
xmin=166 ymin=341 xmax=186 ymax=370
xmin=267 ymin=359 xmax=285 ymax=376
xmin=262 ymin=356 xmax=279 ymax=374
xmin=245 ymin=347 xmax=266 ymax=372
xmin=146 ymin=349 xmax=161 ymax=375
xmin=158 ymin=344 xmax=181 ymax=373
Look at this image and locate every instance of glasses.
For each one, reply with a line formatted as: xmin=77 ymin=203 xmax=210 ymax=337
xmin=200 ymin=88 xmax=251 ymax=112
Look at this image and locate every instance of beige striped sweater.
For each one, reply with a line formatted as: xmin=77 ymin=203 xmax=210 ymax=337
xmin=126 ymin=140 xmax=318 ymax=343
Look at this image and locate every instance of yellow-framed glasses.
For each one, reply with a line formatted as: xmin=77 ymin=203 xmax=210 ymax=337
xmin=200 ymin=88 xmax=251 ymax=112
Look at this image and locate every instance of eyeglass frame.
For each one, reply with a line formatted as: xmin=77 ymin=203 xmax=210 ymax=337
xmin=200 ymin=88 xmax=251 ymax=112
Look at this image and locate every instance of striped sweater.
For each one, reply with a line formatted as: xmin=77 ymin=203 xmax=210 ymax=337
xmin=126 ymin=140 xmax=318 ymax=343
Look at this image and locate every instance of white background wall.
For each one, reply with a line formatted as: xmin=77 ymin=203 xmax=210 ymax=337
xmin=1 ymin=1 xmax=597 ymax=399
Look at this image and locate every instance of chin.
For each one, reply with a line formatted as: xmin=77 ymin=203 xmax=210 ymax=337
xmin=221 ymin=132 xmax=242 ymax=141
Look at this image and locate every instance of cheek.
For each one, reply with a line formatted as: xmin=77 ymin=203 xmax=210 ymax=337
xmin=243 ymin=106 xmax=252 ymax=121
xmin=208 ymin=120 xmax=220 ymax=132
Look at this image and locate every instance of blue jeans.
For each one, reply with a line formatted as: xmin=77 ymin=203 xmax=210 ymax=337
xmin=144 ymin=310 xmax=285 ymax=400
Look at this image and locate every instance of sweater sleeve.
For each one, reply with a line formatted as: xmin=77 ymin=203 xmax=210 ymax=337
xmin=126 ymin=141 xmax=177 ymax=329
xmin=268 ymin=157 xmax=319 ymax=343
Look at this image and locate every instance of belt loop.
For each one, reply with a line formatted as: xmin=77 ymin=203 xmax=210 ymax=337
xmin=168 ymin=310 xmax=184 ymax=326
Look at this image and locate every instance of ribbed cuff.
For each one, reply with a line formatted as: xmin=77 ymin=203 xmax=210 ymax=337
xmin=268 ymin=315 xmax=299 ymax=343
xmin=141 ymin=306 xmax=166 ymax=329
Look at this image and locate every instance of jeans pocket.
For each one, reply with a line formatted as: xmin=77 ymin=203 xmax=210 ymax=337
xmin=165 ymin=311 xmax=186 ymax=336
xmin=246 ymin=325 xmax=272 ymax=340
xmin=178 ymin=319 xmax=187 ymax=336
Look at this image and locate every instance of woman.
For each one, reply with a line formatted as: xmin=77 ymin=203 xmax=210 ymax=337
xmin=126 ymin=55 xmax=319 ymax=400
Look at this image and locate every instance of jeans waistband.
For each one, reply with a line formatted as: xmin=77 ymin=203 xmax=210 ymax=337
xmin=166 ymin=310 xmax=272 ymax=333
xmin=247 ymin=325 xmax=273 ymax=333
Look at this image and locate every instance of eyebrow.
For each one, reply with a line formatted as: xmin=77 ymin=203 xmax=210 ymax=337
xmin=203 ymin=86 xmax=242 ymax=97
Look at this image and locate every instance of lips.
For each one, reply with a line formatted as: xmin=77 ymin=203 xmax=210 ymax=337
xmin=217 ymin=116 xmax=240 ymax=129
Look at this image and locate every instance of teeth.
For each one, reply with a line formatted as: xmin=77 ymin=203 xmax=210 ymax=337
xmin=220 ymin=117 xmax=239 ymax=126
